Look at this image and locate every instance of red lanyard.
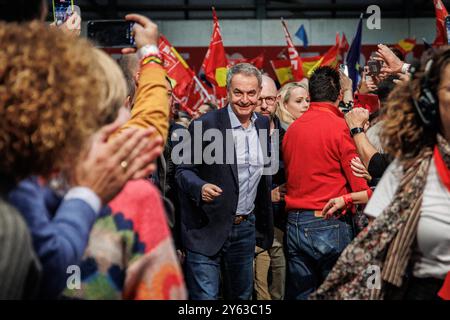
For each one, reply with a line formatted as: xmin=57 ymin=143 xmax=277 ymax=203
xmin=434 ymin=145 xmax=450 ymax=193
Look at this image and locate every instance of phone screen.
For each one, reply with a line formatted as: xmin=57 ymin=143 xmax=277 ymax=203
xmin=53 ymin=0 xmax=74 ymax=25
xmin=445 ymin=16 xmax=450 ymax=45
xmin=87 ymin=21 xmax=136 ymax=48
xmin=339 ymin=64 xmax=349 ymax=77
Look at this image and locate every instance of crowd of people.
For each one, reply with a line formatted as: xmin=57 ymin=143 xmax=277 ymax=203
xmin=0 ymin=0 xmax=449 ymax=300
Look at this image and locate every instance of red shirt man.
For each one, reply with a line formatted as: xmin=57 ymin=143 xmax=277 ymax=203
xmin=282 ymin=66 xmax=372 ymax=300
xmin=283 ymin=101 xmax=369 ymax=212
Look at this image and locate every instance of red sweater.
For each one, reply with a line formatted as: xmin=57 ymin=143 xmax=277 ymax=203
xmin=282 ymin=102 xmax=369 ymax=211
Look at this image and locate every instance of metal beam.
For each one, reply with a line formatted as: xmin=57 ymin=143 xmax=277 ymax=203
xmin=255 ymin=0 xmax=267 ymax=19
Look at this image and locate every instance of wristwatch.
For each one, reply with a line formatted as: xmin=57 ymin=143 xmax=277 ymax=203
xmin=401 ymin=63 xmax=411 ymax=74
xmin=137 ymin=44 xmax=160 ymax=61
xmin=350 ymin=127 xmax=365 ymax=137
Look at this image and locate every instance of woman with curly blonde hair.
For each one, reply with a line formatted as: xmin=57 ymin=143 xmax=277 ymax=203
xmin=312 ymin=49 xmax=450 ymax=300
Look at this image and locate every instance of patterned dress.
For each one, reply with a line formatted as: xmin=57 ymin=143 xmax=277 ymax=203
xmin=63 ymin=180 xmax=187 ymax=300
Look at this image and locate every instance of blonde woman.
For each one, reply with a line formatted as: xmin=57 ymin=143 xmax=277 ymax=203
xmin=275 ymin=80 xmax=310 ymax=130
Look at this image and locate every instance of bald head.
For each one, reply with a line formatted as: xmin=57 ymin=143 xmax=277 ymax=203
xmin=261 ymin=75 xmax=277 ymax=96
xmin=255 ymin=75 xmax=278 ymax=118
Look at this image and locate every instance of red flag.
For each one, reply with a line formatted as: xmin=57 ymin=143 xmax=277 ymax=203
xmin=438 ymin=272 xmax=450 ymax=300
xmin=337 ymin=32 xmax=349 ymax=64
xmin=158 ymin=35 xmax=194 ymax=100
xmin=281 ymin=18 xmax=304 ymax=81
xmin=339 ymin=33 xmax=349 ymax=57
xmin=181 ymin=77 xmax=212 ymax=115
xmin=433 ymin=0 xmax=449 ymax=46
xmin=201 ymin=7 xmax=229 ymax=107
xmin=229 ymin=53 xmax=265 ymax=69
xmin=159 ymin=35 xmax=211 ymax=113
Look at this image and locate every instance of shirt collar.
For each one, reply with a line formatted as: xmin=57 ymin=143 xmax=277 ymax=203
xmin=309 ymin=101 xmax=344 ymax=118
xmin=227 ymin=104 xmax=257 ymax=129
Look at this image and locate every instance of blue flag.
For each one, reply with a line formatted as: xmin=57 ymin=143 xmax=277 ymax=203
xmin=346 ymin=15 xmax=363 ymax=92
xmin=295 ymin=24 xmax=308 ymax=48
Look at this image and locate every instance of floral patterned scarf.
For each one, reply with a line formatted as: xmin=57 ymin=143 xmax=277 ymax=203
xmin=311 ymin=134 xmax=450 ymax=300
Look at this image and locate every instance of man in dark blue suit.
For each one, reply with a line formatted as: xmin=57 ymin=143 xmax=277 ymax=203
xmin=175 ymin=63 xmax=274 ymax=300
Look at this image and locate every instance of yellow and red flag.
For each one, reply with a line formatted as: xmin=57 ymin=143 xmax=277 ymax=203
xmin=272 ymin=33 xmax=341 ymax=83
xmin=159 ymin=35 xmax=210 ymax=113
xmin=433 ymin=0 xmax=449 ymax=46
xmin=270 ymin=59 xmax=294 ymax=85
xmin=395 ymin=38 xmax=416 ymax=56
xmin=201 ymin=7 xmax=229 ymax=107
xmin=159 ymin=35 xmax=195 ymax=99
xmin=304 ymin=33 xmax=340 ymax=77
xmin=281 ymin=18 xmax=304 ymax=81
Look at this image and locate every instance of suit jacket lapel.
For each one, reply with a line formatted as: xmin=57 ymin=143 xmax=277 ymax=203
xmin=217 ymin=107 xmax=239 ymax=188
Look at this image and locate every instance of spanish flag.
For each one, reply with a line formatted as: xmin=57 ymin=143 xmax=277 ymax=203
xmin=304 ymin=33 xmax=341 ymax=77
xmin=270 ymin=59 xmax=294 ymax=85
xmin=395 ymin=38 xmax=416 ymax=55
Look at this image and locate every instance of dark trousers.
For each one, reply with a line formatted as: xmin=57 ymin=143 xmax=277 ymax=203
xmin=184 ymin=214 xmax=256 ymax=300
xmin=285 ymin=210 xmax=354 ymax=300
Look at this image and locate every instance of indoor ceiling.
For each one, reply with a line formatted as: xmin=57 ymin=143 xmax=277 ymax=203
xmin=59 ymin=0 xmax=450 ymax=20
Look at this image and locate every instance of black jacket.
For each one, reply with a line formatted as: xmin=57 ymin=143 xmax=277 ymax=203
xmin=176 ymin=107 xmax=274 ymax=256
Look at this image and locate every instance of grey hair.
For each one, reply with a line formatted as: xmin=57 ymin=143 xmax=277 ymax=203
xmin=226 ymin=63 xmax=262 ymax=89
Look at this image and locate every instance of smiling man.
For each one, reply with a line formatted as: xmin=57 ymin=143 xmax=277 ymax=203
xmin=176 ymin=63 xmax=274 ymax=300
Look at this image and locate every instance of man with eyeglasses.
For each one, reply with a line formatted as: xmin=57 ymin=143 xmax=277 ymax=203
xmin=254 ymin=75 xmax=287 ymax=300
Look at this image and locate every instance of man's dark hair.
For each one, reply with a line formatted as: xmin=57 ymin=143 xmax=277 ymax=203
xmin=0 ymin=0 xmax=45 ymax=22
xmin=309 ymin=66 xmax=341 ymax=103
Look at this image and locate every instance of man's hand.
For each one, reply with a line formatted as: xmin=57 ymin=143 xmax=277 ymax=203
xmin=345 ymin=107 xmax=369 ymax=130
xmin=122 ymin=14 xmax=159 ymax=54
xmin=340 ymin=71 xmax=354 ymax=103
xmin=201 ymin=183 xmax=223 ymax=203
xmin=358 ymin=67 xmax=378 ymax=94
xmin=350 ymin=157 xmax=372 ymax=181
xmin=375 ymin=44 xmax=404 ymax=75
xmin=340 ymin=71 xmax=353 ymax=92
xmin=72 ymin=122 xmax=163 ymax=205
xmin=271 ymin=183 xmax=286 ymax=202
xmin=322 ymin=196 xmax=346 ymax=220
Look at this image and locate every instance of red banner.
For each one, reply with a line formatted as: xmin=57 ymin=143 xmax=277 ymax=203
xmin=281 ymin=18 xmax=304 ymax=80
xmin=201 ymin=7 xmax=229 ymax=107
xmin=433 ymin=0 xmax=449 ymax=46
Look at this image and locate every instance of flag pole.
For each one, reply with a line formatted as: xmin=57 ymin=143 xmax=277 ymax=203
xmin=193 ymin=75 xmax=211 ymax=98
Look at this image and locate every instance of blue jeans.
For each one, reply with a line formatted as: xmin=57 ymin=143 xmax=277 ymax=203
xmin=184 ymin=214 xmax=256 ymax=300
xmin=285 ymin=210 xmax=354 ymax=300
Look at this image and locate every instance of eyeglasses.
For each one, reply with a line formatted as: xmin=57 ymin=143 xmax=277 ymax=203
xmin=257 ymin=96 xmax=277 ymax=106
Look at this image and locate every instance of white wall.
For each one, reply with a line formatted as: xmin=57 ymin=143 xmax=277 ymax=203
xmin=82 ymin=17 xmax=437 ymax=46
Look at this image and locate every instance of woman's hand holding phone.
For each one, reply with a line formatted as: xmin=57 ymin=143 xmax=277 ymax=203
xmin=122 ymin=14 xmax=159 ymax=55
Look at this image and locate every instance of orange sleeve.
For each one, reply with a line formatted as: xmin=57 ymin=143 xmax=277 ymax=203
xmin=119 ymin=64 xmax=169 ymax=143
